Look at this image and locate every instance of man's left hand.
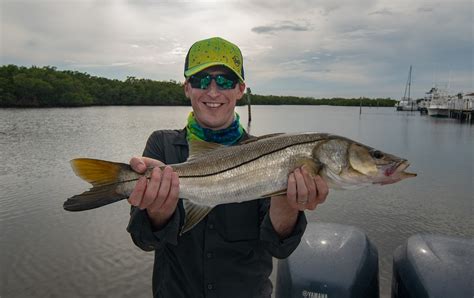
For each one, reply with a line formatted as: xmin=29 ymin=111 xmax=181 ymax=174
xmin=269 ymin=166 xmax=329 ymax=239
xmin=284 ymin=166 xmax=328 ymax=211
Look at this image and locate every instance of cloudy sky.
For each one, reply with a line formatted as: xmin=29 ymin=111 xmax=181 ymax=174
xmin=1 ymin=0 xmax=472 ymax=99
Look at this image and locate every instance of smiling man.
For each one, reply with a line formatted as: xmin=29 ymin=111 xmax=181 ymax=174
xmin=126 ymin=37 xmax=328 ymax=298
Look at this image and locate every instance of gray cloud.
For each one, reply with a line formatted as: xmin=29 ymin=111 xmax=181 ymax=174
xmin=1 ymin=0 xmax=472 ymax=98
xmin=251 ymin=21 xmax=311 ymax=34
xmin=368 ymin=8 xmax=394 ymax=16
xmin=417 ymin=7 xmax=434 ymax=13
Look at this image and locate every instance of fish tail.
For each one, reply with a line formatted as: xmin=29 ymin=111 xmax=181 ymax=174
xmin=64 ymin=158 xmax=130 ymax=211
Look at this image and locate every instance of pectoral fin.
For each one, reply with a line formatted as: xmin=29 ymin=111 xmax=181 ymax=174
xmin=181 ymin=200 xmax=213 ymax=234
xmin=262 ymin=189 xmax=288 ymax=197
xmin=293 ymin=157 xmax=323 ymax=177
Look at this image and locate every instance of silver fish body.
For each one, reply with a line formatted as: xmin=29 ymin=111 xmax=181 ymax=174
xmin=170 ymin=133 xmax=414 ymax=205
xmin=65 ymin=132 xmax=416 ymax=232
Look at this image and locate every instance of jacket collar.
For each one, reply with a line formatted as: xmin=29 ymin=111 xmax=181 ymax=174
xmin=171 ymin=128 xmax=188 ymax=146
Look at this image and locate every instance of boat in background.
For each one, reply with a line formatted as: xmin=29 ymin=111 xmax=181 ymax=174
xmin=426 ymin=85 xmax=450 ymax=117
xmin=396 ymin=66 xmax=417 ymax=111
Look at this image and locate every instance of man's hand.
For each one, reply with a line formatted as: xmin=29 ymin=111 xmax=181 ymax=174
xmin=127 ymin=156 xmax=180 ymax=230
xmin=270 ymin=166 xmax=329 ymax=239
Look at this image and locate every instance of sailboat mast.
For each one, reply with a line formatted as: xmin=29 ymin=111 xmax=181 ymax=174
xmin=408 ymin=65 xmax=412 ymax=100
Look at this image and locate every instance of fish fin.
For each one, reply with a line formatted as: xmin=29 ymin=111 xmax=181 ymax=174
xmin=63 ymin=185 xmax=127 ymax=211
xmin=181 ymin=200 xmax=213 ymax=234
xmin=262 ymin=189 xmax=288 ymax=197
xmin=187 ymin=139 xmax=224 ymax=160
xmin=294 ymin=157 xmax=323 ymax=177
xmin=239 ymin=133 xmax=285 ymax=145
xmin=70 ymin=158 xmax=129 ymax=186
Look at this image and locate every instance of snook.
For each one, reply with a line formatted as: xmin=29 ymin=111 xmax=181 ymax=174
xmin=64 ymin=133 xmax=416 ymax=233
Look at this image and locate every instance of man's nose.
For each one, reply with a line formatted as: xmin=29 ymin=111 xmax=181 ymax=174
xmin=206 ymin=80 xmax=220 ymax=97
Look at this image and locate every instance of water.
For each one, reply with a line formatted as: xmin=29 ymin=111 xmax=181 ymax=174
xmin=0 ymin=106 xmax=472 ymax=297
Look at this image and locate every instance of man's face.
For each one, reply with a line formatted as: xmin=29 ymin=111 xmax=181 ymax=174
xmin=184 ymin=66 xmax=246 ymax=130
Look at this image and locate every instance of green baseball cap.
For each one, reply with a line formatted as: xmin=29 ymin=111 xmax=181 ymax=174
xmin=184 ymin=37 xmax=245 ymax=82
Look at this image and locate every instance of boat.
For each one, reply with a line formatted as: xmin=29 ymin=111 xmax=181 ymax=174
xmin=417 ymin=98 xmax=429 ymax=114
xmin=396 ymin=66 xmax=417 ymax=111
xmin=426 ymin=86 xmax=450 ymax=117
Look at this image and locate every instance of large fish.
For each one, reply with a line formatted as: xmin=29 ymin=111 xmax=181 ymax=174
xmin=64 ymin=133 xmax=416 ymax=233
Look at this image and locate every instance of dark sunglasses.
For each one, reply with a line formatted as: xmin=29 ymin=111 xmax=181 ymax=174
xmin=188 ymin=73 xmax=239 ymax=90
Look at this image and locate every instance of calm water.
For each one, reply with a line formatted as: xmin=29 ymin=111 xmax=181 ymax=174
xmin=0 ymin=106 xmax=472 ymax=297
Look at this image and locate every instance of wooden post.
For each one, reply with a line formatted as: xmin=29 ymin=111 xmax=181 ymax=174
xmin=359 ymin=97 xmax=362 ymax=115
xmin=246 ymin=87 xmax=252 ymax=123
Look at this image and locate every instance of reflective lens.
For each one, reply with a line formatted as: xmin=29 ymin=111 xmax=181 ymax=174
xmin=189 ymin=73 xmax=238 ymax=90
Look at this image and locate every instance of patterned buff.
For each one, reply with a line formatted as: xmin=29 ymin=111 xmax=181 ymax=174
xmin=186 ymin=112 xmax=244 ymax=145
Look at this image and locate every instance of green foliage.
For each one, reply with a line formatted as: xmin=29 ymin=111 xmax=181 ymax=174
xmin=0 ymin=65 xmax=187 ymax=107
xmin=238 ymin=94 xmax=396 ymax=107
xmin=0 ymin=65 xmax=397 ymax=107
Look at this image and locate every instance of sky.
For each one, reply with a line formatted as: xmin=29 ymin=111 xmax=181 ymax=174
xmin=1 ymin=0 xmax=472 ymax=99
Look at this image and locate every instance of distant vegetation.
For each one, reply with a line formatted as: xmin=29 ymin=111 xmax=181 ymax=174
xmin=0 ymin=65 xmax=397 ymax=107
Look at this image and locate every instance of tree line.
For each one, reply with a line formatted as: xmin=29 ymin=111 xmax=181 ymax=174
xmin=0 ymin=65 xmax=397 ymax=107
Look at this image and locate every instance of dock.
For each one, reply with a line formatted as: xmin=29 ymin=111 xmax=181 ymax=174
xmin=419 ymin=91 xmax=473 ymax=124
xmin=449 ymin=109 xmax=472 ymax=124
xmin=448 ymin=93 xmax=473 ymax=124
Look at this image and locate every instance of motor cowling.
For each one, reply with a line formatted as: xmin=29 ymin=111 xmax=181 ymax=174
xmin=392 ymin=234 xmax=473 ymax=298
xmin=275 ymin=222 xmax=379 ymax=298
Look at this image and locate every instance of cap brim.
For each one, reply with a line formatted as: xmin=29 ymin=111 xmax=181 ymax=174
xmin=184 ymin=62 xmax=244 ymax=82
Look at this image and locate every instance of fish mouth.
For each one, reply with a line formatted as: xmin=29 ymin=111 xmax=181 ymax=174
xmin=379 ymin=160 xmax=416 ymax=185
xmin=385 ymin=160 xmax=414 ymax=176
xmin=395 ymin=161 xmax=417 ymax=177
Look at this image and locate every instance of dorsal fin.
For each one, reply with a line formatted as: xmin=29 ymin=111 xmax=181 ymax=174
xmin=239 ymin=133 xmax=285 ymax=145
xmin=188 ymin=139 xmax=224 ymax=160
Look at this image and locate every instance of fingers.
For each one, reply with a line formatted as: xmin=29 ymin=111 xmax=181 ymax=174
xmin=294 ymin=168 xmax=309 ymax=211
xmin=146 ymin=166 xmax=173 ymax=210
xmin=128 ymin=176 xmax=147 ymax=206
xmin=286 ymin=166 xmax=329 ymax=211
xmin=127 ymin=165 xmax=180 ymax=215
xmin=286 ymin=173 xmax=299 ymax=210
xmin=139 ymin=167 xmax=164 ymax=209
xmin=151 ymin=171 xmax=180 ymax=214
xmin=129 ymin=156 xmax=165 ymax=173
xmin=130 ymin=156 xmax=147 ymax=173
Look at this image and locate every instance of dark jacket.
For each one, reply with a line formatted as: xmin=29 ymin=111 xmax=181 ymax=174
xmin=127 ymin=129 xmax=307 ymax=298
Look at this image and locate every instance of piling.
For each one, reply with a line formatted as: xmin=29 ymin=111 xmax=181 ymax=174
xmin=246 ymin=87 xmax=252 ymax=123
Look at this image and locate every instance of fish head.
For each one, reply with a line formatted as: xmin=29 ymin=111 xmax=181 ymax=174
xmin=314 ymin=138 xmax=417 ymax=189
xmin=348 ymin=143 xmax=417 ymax=186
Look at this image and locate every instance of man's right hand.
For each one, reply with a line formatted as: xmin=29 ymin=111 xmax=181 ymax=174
xmin=128 ymin=156 xmax=180 ymax=230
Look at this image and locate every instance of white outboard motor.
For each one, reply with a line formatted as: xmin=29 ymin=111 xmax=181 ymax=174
xmin=392 ymin=234 xmax=473 ymax=298
xmin=275 ymin=222 xmax=379 ymax=298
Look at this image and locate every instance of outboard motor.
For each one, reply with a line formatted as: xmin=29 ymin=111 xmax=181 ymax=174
xmin=392 ymin=234 xmax=473 ymax=298
xmin=275 ymin=222 xmax=379 ymax=298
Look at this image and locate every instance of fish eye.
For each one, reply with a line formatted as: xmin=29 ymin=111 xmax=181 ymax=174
xmin=372 ymin=150 xmax=384 ymax=159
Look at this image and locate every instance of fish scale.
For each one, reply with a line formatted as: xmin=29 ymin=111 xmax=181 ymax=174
xmin=178 ymin=142 xmax=317 ymax=206
xmin=64 ymin=132 xmax=416 ymax=233
xmin=173 ymin=133 xmax=332 ymax=177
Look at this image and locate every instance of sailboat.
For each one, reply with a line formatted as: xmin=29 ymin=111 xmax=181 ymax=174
xmin=396 ymin=66 xmax=417 ymax=111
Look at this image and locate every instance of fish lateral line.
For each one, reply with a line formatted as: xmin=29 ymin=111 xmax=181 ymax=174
xmin=177 ymin=138 xmax=325 ymax=178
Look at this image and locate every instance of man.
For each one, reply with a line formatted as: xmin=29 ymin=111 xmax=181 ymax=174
xmin=126 ymin=37 xmax=328 ymax=297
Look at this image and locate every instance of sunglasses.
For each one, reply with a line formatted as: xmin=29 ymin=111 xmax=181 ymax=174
xmin=188 ymin=73 xmax=239 ymax=90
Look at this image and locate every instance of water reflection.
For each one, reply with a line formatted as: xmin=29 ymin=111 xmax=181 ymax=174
xmin=0 ymin=106 xmax=472 ymax=298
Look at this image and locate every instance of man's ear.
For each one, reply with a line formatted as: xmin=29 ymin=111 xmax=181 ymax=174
xmin=237 ymin=82 xmax=246 ymax=100
xmin=184 ymin=80 xmax=191 ymax=98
